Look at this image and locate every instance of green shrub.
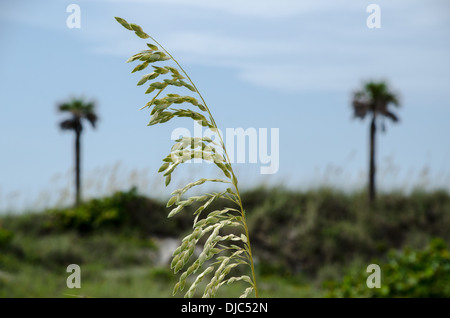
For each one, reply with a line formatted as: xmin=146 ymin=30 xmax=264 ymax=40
xmin=47 ymin=189 xmax=136 ymax=233
xmin=325 ymin=238 xmax=450 ymax=297
xmin=0 ymin=227 xmax=13 ymax=247
xmin=246 ymin=188 xmax=450 ymax=276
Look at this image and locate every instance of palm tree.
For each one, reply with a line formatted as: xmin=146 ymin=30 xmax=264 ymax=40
xmin=352 ymin=81 xmax=400 ymax=203
xmin=58 ymin=98 xmax=98 ymax=206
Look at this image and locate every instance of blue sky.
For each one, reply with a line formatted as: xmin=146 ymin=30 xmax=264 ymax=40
xmin=1 ymin=0 xmax=450 ymax=211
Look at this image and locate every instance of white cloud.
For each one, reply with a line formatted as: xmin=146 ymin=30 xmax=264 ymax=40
xmin=84 ymin=0 xmax=450 ymax=94
xmin=162 ymin=31 xmax=304 ymax=60
xmin=96 ymin=0 xmax=344 ymax=19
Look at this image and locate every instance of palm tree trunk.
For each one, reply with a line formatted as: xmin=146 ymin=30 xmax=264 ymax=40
xmin=75 ymin=130 xmax=81 ymax=207
xmin=369 ymin=113 xmax=376 ymax=203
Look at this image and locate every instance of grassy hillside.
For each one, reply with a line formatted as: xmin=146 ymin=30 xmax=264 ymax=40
xmin=1 ymin=187 xmax=449 ymax=297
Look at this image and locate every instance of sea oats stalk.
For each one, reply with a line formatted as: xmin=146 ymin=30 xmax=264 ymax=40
xmin=115 ymin=17 xmax=259 ymax=298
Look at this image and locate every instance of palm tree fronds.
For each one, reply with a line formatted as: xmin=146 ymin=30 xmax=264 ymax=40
xmin=85 ymin=112 xmax=98 ymax=128
xmin=352 ymin=81 xmax=400 ymax=122
xmin=59 ymin=118 xmax=81 ymax=131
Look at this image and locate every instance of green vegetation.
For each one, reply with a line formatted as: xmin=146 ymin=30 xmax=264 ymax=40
xmin=46 ymin=187 xmax=186 ymax=236
xmin=246 ymin=187 xmax=450 ymax=277
xmin=1 ymin=187 xmax=449 ymax=297
xmin=0 ymin=227 xmax=13 ymax=248
xmin=326 ymin=238 xmax=450 ymax=297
